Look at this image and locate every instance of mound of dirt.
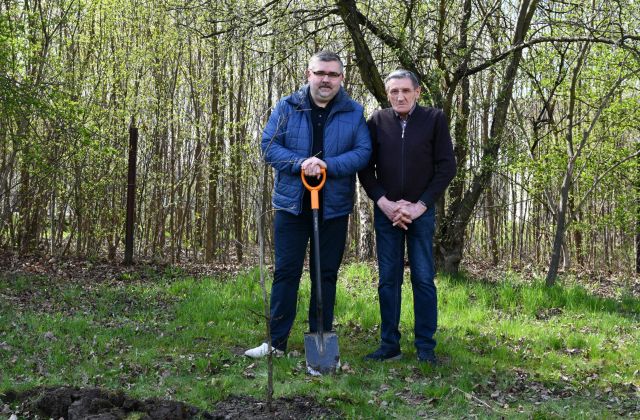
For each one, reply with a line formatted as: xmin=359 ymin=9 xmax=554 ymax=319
xmin=1 ymin=386 xmax=338 ymax=419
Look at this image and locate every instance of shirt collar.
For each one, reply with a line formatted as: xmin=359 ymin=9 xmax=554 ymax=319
xmin=308 ymin=90 xmax=334 ymax=111
xmin=393 ymin=102 xmax=417 ymax=120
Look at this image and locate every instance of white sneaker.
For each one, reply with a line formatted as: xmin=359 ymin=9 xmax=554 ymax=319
xmin=244 ymin=343 xmax=284 ymax=358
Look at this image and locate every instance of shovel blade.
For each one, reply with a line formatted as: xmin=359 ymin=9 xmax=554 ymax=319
xmin=304 ymin=332 xmax=340 ymax=375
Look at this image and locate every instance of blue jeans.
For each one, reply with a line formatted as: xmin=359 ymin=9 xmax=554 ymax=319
xmin=374 ymin=205 xmax=437 ymax=353
xmin=269 ymin=210 xmax=348 ymax=351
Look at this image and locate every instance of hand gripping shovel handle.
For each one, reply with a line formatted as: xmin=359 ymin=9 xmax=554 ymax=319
xmin=301 ymin=168 xmax=326 ymax=351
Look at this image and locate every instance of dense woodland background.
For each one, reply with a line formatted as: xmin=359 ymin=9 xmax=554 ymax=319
xmin=1 ymin=0 xmax=639 ymax=285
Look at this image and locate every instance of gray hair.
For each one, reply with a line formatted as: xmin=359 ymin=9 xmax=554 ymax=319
xmin=384 ymin=69 xmax=420 ymax=90
xmin=309 ymin=51 xmax=344 ymax=73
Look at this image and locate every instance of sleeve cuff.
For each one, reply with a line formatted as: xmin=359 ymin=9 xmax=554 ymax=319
xmin=419 ymin=192 xmax=435 ymax=208
xmin=371 ymin=187 xmax=386 ymax=203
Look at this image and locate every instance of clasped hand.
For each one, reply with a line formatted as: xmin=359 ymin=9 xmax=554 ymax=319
xmin=301 ymin=157 xmax=327 ymax=179
xmin=377 ymin=197 xmax=427 ymax=230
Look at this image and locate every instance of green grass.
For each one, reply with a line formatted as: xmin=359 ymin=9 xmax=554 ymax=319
xmin=0 ymin=264 xmax=638 ymax=418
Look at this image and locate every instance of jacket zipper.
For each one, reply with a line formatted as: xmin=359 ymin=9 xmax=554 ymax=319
xmin=301 ymin=109 xmax=314 ymax=214
xmin=308 ymin=104 xmax=337 ymax=218
xmin=400 ymin=120 xmax=406 ymax=198
xmin=320 ymin=108 xmax=335 ymax=220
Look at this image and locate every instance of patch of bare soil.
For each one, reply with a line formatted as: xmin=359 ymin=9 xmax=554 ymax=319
xmin=470 ymin=368 xmax=640 ymax=417
xmin=1 ymin=386 xmax=338 ymax=419
xmin=462 ymin=258 xmax=640 ymax=299
xmin=0 ymin=251 xmax=241 ymax=286
xmin=210 ymin=395 xmax=338 ymax=419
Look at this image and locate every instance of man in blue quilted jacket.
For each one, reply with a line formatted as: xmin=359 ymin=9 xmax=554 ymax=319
xmin=245 ymin=51 xmax=371 ymax=358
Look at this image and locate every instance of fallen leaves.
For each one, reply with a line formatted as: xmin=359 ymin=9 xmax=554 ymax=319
xmin=243 ymin=362 xmax=256 ymax=379
xmin=535 ymin=307 xmax=563 ymax=320
xmin=340 ymin=362 xmax=355 ymax=374
xmin=42 ymin=332 xmax=56 ymax=341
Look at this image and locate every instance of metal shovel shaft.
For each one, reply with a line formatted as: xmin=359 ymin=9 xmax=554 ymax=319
xmin=312 ymin=207 xmax=324 ymax=354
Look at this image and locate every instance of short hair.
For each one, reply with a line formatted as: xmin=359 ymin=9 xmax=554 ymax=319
xmin=384 ymin=69 xmax=420 ymax=90
xmin=309 ymin=51 xmax=344 ymax=73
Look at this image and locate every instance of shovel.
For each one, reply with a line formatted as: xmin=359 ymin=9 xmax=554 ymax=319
xmin=301 ymin=168 xmax=340 ymax=375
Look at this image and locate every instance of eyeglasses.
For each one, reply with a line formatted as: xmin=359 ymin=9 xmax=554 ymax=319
xmin=310 ymin=70 xmax=343 ymax=79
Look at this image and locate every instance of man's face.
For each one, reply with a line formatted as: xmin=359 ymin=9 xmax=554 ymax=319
xmin=306 ymin=59 xmax=344 ymax=106
xmin=386 ymin=77 xmax=421 ymax=117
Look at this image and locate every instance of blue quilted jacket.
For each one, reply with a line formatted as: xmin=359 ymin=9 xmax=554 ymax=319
xmin=261 ymin=85 xmax=372 ymax=219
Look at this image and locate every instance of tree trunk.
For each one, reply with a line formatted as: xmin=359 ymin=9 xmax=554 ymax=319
xmin=510 ymin=183 xmax=517 ymax=264
xmin=231 ymin=43 xmax=246 ymax=263
xmin=357 ymin=183 xmax=374 ymax=260
xmin=188 ymin=36 xmax=205 ymax=257
xmin=545 ymin=43 xmax=589 ymax=286
xmin=437 ymin=0 xmax=539 ymax=274
xmin=570 ymin=195 xmax=584 ymax=267
xmin=636 ymin=140 xmax=640 ymax=274
xmin=17 ymin=119 xmax=35 ymax=253
xmin=482 ymin=58 xmax=499 ymax=266
xmin=124 ymin=122 xmax=138 ymax=265
xmin=335 ymin=0 xmax=388 ymax=107
xmin=49 ymin=176 xmax=56 ymax=256
xmin=205 ymin=39 xmax=223 ymax=262
xmin=436 ymin=0 xmax=471 ymax=272
xmin=74 ymin=160 xmax=84 ymax=256
xmin=546 ymin=170 xmax=571 ymax=286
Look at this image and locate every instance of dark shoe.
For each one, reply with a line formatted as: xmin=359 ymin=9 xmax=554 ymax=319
xmin=417 ymin=350 xmax=438 ymax=365
xmin=364 ymin=347 xmax=402 ymax=361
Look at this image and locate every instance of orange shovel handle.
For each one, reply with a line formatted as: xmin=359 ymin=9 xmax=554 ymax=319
xmin=301 ymin=168 xmax=326 ymax=210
